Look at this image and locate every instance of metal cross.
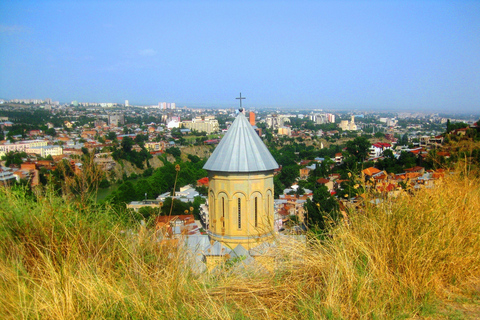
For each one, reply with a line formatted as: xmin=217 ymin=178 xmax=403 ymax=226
xmin=236 ymin=92 xmax=246 ymax=110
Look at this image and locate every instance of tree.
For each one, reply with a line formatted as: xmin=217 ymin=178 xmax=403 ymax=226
xmin=106 ymin=131 xmax=117 ymax=141
xmin=187 ymin=154 xmax=201 ymax=163
xmin=45 ymin=128 xmax=56 ymax=137
xmin=166 ymin=147 xmax=181 ymax=158
xmin=305 ymin=185 xmax=339 ymax=230
xmin=3 ymin=151 xmax=27 ymax=167
xmin=399 ymin=133 xmax=409 ymax=146
xmin=278 ymin=165 xmax=299 ymax=188
xmin=274 ymin=175 xmax=285 ymax=198
xmin=398 ymin=151 xmax=416 ymax=169
xmin=135 ymin=134 xmax=148 ymax=146
xmin=345 ymin=136 xmax=371 ymax=162
xmin=136 ymin=207 xmax=160 ymax=223
xmin=382 ymin=149 xmax=395 ymax=159
xmin=121 ymin=136 xmax=134 ymax=153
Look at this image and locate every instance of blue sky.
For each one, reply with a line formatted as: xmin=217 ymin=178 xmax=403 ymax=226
xmin=0 ymin=0 xmax=479 ymax=112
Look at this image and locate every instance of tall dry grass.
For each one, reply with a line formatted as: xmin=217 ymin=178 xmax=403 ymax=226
xmin=1 ymin=167 xmax=479 ymax=319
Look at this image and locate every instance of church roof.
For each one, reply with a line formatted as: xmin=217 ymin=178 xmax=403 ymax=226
xmin=203 ymin=112 xmax=279 ymax=172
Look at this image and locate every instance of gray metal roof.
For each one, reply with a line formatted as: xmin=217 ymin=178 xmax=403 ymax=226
xmin=203 ymin=112 xmax=279 ymax=172
xmin=204 ymin=241 xmax=231 ymax=256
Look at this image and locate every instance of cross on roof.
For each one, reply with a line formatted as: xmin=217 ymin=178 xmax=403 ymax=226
xmin=236 ymin=92 xmax=246 ymax=111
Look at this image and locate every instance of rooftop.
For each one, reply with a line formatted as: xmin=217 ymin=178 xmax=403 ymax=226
xmin=203 ymin=112 xmax=278 ymax=172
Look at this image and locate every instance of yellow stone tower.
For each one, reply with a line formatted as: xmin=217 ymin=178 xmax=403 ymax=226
xmin=203 ymin=111 xmax=279 ymax=250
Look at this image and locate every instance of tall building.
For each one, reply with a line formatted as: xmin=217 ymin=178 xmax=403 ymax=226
xmin=181 ymin=117 xmax=219 ymax=134
xmin=203 ymin=111 xmax=279 ymax=249
xmin=249 ymin=111 xmax=256 ymax=126
xmin=109 ymin=113 xmax=125 ymax=127
xmin=125 ymin=100 xmax=129 ymax=107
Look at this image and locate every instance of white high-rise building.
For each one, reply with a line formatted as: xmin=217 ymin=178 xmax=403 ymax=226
xmin=125 ymin=100 xmax=129 ymax=107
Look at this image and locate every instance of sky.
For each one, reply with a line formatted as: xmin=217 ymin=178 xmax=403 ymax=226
xmin=0 ymin=0 xmax=479 ymax=112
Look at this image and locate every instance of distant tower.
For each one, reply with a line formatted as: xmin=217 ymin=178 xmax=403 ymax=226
xmin=249 ymin=111 xmax=256 ymax=126
xmin=125 ymin=100 xmax=129 ymax=107
xmin=203 ymin=112 xmax=279 ymax=249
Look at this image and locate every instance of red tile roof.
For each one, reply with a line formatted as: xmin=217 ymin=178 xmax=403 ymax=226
xmin=362 ymin=167 xmax=382 ymax=176
xmin=316 ymin=178 xmax=330 ymax=184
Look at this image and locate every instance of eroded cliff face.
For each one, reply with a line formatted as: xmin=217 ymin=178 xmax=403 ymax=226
xmin=180 ymin=145 xmax=213 ymax=159
xmin=108 ymin=145 xmax=213 ymax=181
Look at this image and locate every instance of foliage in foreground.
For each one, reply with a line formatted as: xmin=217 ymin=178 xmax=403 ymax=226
xmin=1 ymin=169 xmax=480 ymax=319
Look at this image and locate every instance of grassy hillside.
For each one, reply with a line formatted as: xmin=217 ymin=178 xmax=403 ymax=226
xmin=1 ymin=169 xmax=480 ymax=319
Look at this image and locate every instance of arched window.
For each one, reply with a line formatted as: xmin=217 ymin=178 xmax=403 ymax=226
xmin=267 ymin=194 xmax=270 ymax=215
xmin=209 ymin=191 xmax=215 ymax=228
xmin=222 ymin=197 xmax=225 ymax=228
xmin=254 ymin=197 xmax=258 ymax=227
xmin=238 ymin=198 xmax=241 ymax=229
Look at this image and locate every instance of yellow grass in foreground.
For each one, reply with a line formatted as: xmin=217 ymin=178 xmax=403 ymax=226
xmin=1 ymin=171 xmax=479 ymax=319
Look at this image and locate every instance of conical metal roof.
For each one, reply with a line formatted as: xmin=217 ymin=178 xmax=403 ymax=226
xmin=203 ymin=112 xmax=279 ymax=172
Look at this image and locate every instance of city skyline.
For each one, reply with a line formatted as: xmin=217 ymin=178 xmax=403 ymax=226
xmin=1 ymin=0 xmax=479 ymax=112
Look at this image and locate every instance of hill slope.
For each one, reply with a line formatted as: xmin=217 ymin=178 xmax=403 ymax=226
xmin=1 ymin=170 xmax=479 ymax=319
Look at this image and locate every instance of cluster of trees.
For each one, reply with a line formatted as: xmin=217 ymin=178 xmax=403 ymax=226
xmin=304 ymin=185 xmax=339 ymax=231
xmin=103 ymin=157 xmax=208 ymax=222
xmin=445 ymin=120 xmax=469 ymax=134
xmin=111 ymin=136 xmax=152 ymax=169
xmin=0 ymin=109 xmax=62 ymax=127
xmin=1 ymin=151 xmax=28 ymax=167
xmin=104 ymin=158 xmax=208 ymax=206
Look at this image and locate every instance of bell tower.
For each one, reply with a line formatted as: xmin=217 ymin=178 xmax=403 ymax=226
xmin=203 ymin=111 xmax=279 ymax=249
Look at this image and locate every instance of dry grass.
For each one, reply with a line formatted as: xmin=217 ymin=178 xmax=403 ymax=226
xmin=1 ymin=167 xmax=480 ymax=319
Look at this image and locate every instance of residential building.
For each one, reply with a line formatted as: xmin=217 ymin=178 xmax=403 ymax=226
xmin=0 ymin=140 xmax=48 ymax=157
xmin=181 ymin=117 xmax=219 ymax=134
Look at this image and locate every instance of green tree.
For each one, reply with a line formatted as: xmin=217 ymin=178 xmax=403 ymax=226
xmin=305 ymin=185 xmax=339 ymax=230
xmin=45 ymin=128 xmax=56 ymax=136
xmin=278 ymin=165 xmax=299 ymax=188
xmin=136 ymin=206 xmax=160 ymax=222
xmin=345 ymin=136 xmax=371 ymax=162
xmin=166 ymin=147 xmax=181 ymax=158
xmin=106 ymin=131 xmax=117 ymax=141
xmin=3 ymin=151 xmax=27 ymax=167
xmin=121 ymin=136 xmax=134 ymax=153
xmin=135 ymin=134 xmax=148 ymax=146
xmin=274 ymin=175 xmax=285 ymax=198
xmin=398 ymin=151 xmax=417 ymax=169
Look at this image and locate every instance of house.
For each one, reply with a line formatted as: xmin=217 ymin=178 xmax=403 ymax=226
xmin=362 ymin=167 xmax=383 ymax=178
xmin=316 ymin=178 xmax=334 ymax=192
xmin=405 ymin=166 xmax=425 ymax=175
xmin=368 ymin=142 xmax=392 ymax=158
xmin=126 ymin=200 xmax=163 ymax=212
xmin=299 ymin=167 xmax=311 ymax=180
xmin=335 ymin=153 xmax=343 ymax=164
xmin=155 ymin=214 xmax=200 ymax=238
xmin=196 ymin=177 xmax=209 ymax=187
xmin=0 ymin=166 xmax=16 ymax=185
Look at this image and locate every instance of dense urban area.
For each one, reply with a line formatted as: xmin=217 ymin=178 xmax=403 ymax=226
xmin=1 ymin=98 xmax=479 ymax=232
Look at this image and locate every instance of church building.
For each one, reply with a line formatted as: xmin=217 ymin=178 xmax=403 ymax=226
xmin=203 ymin=110 xmax=279 ymax=250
